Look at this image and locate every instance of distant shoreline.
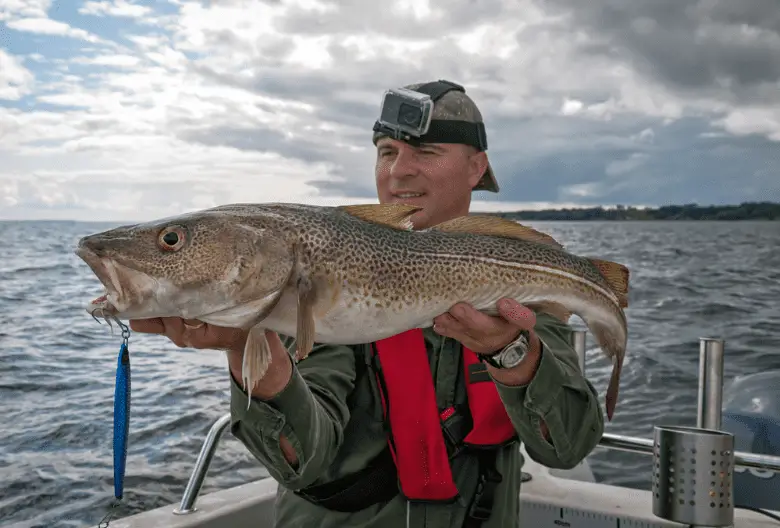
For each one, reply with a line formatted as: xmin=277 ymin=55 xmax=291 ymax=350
xmin=1 ymin=201 xmax=778 ymax=223
xmin=488 ymin=201 xmax=779 ymax=221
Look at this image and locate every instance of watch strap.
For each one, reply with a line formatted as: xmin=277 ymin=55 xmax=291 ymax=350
xmin=477 ymin=330 xmax=530 ymax=369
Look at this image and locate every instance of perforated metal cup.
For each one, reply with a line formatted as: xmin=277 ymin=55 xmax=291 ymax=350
xmin=652 ymin=425 xmax=735 ymax=526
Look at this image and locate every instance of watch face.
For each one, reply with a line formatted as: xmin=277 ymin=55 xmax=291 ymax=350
xmin=500 ymin=346 xmax=525 ymax=368
xmin=500 ymin=331 xmax=529 ymax=368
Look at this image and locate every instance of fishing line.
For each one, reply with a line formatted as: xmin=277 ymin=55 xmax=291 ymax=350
xmin=96 ymin=317 xmax=131 ymax=528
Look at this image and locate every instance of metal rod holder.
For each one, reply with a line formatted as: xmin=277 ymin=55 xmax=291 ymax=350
xmin=697 ymin=338 xmax=725 ymax=430
xmin=652 ymin=425 xmax=735 ymax=527
xmin=172 ymin=413 xmax=232 ymax=515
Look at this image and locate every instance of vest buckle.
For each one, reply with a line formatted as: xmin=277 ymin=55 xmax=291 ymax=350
xmin=466 ymin=455 xmax=502 ymax=522
xmin=440 ymin=405 xmax=472 ymax=459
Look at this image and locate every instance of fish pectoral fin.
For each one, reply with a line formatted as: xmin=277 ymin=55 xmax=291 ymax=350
xmin=428 ymin=215 xmax=564 ymax=249
xmin=200 ymin=288 xmax=286 ymax=328
xmin=587 ymin=258 xmax=630 ymax=308
xmin=295 ymin=275 xmax=316 ymax=362
xmin=525 ymin=301 xmax=572 ymax=323
xmin=338 ymin=203 xmax=420 ymax=230
xmin=242 ymin=324 xmax=272 ymax=407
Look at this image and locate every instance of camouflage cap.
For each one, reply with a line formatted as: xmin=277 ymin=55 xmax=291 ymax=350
xmin=372 ymin=81 xmax=499 ymax=193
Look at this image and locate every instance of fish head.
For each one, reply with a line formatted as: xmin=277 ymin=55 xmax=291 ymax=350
xmin=75 ymin=209 xmax=296 ymax=323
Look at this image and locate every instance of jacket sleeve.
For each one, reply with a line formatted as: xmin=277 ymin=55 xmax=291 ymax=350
xmin=229 ymin=338 xmax=357 ymax=489
xmin=492 ymin=313 xmax=605 ymax=469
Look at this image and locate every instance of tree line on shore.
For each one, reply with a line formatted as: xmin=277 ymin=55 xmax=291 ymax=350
xmin=489 ymin=201 xmax=779 ymax=221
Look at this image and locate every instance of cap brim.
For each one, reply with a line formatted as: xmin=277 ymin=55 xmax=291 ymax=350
xmin=473 ymin=162 xmax=499 ymax=193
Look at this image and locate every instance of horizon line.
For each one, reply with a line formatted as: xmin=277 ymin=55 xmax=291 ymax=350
xmin=2 ymin=200 xmax=778 ymax=223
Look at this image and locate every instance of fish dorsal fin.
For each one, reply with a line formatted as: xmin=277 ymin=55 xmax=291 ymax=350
xmin=429 ymin=215 xmax=564 ymax=249
xmin=587 ymin=257 xmax=630 ymax=308
xmin=338 ymin=203 xmax=421 ymax=231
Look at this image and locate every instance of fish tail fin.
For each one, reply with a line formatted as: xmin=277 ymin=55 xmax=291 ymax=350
xmin=242 ymin=324 xmax=272 ymax=410
xmin=587 ymin=258 xmax=630 ymax=308
xmin=588 ymin=319 xmax=627 ymax=422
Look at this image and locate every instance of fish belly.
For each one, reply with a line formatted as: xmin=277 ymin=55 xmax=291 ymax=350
xmin=257 ymin=275 xmax=623 ymax=349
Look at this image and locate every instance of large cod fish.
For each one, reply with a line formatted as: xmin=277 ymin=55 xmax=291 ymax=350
xmin=75 ymin=203 xmax=630 ymax=419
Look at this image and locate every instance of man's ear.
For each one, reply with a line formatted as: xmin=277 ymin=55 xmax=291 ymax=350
xmin=468 ymin=149 xmax=489 ymax=188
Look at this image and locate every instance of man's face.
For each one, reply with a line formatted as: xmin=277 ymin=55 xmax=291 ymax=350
xmin=374 ymin=137 xmax=488 ymax=229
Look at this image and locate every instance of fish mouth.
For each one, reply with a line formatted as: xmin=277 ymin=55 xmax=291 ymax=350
xmin=75 ymin=246 xmax=132 ymax=318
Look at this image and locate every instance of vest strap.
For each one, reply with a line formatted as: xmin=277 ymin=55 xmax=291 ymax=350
xmin=463 ymin=450 xmax=502 ymax=527
xmin=373 ymin=330 xmax=460 ymax=501
xmin=293 ymin=447 xmax=398 ymax=512
xmin=294 ymin=331 xmax=517 ymax=523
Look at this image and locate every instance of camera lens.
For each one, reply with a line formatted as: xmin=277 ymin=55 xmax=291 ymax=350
xmin=398 ymin=103 xmax=422 ymax=127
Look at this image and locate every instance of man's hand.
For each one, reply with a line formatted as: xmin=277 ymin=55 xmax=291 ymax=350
xmin=433 ymin=298 xmax=538 ymax=354
xmin=129 ymin=317 xmax=248 ymax=353
xmin=435 ymin=297 xmax=551 ymax=440
xmin=131 ymin=317 xmax=298 ymax=464
xmin=130 ymin=317 xmax=293 ymax=399
xmin=433 ymin=298 xmax=542 ymax=386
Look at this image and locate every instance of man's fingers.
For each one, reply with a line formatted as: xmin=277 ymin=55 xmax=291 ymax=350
xmin=449 ymin=303 xmax=497 ymax=330
xmin=433 ymin=312 xmax=457 ymax=327
xmin=497 ymin=298 xmax=536 ymax=330
xmin=129 ymin=316 xmax=240 ymax=351
xmin=433 ymin=312 xmax=469 ymax=337
xmin=183 ymin=325 xmax=215 ymax=349
xmin=156 ymin=317 xmax=188 ymax=347
xmin=448 ymin=303 xmax=509 ymax=340
xmin=129 ymin=318 xmax=165 ymax=334
xmin=161 ymin=317 xmax=185 ymax=334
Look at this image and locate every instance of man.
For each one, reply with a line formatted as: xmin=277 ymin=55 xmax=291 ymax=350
xmin=129 ymin=80 xmax=605 ymax=527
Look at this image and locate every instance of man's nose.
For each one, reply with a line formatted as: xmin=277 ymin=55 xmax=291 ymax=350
xmin=389 ymin=148 xmax=418 ymax=179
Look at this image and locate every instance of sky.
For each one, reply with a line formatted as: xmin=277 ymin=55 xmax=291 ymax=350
xmin=0 ymin=0 xmax=779 ymax=221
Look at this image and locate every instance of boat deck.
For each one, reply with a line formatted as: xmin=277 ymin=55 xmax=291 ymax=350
xmin=109 ymin=444 xmax=779 ymax=528
xmin=107 ymin=332 xmax=780 ymax=528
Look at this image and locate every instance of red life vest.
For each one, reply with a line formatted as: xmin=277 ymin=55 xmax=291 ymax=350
xmin=371 ymin=328 xmax=518 ymax=502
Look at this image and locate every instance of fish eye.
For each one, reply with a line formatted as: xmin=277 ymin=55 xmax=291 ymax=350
xmin=157 ymin=225 xmax=187 ymax=251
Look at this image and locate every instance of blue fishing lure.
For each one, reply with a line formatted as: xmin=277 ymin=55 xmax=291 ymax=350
xmin=113 ymin=324 xmax=131 ymax=500
xmin=98 ymin=321 xmax=131 ymax=528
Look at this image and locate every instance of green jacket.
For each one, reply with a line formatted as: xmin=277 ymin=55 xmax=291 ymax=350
xmin=229 ymin=313 xmax=605 ymax=527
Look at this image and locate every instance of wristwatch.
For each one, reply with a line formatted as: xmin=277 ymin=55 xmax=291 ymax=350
xmin=478 ymin=330 xmax=531 ymax=369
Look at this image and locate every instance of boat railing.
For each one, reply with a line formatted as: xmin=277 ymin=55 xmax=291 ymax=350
xmin=172 ymin=331 xmax=780 ymax=515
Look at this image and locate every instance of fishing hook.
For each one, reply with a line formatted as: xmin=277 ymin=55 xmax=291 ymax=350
xmin=90 ymin=307 xmax=130 ymax=342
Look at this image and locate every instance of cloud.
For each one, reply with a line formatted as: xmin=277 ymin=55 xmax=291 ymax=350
xmin=78 ymin=0 xmax=152 ymax=18
xmin=5 ymin=16 xmax=102 ymax=42
xmin=0 ymin=48 xmax=34 ymax=99
xmin=0 ymin=0 xmax=778 ymax=221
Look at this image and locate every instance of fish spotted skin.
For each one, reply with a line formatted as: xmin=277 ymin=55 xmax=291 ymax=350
xmin=75 ymin=202 xmax=630 ymax=419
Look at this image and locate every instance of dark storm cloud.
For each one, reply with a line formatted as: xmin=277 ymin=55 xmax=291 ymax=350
xmin=178 ymin=125 xmax=334 ymax=164
xmin=308 ymin=176 xmax=379 ymax=199
xmin=483 ymin=116 xmax=780 ymax=206
xmin=172 ymin=0 xmax=780 ymax=207
xmin=305 ymin=112 xmax=780 ymax=208
xmin=538 ymin=0 xmax=780 ymax=101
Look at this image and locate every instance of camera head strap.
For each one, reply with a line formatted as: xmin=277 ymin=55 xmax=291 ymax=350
xmin=372 ymin=80 xmax=488 ymax=151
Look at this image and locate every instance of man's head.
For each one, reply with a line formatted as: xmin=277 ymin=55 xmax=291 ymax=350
xmin=372 ymin=80 xmax=498 ymax=229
